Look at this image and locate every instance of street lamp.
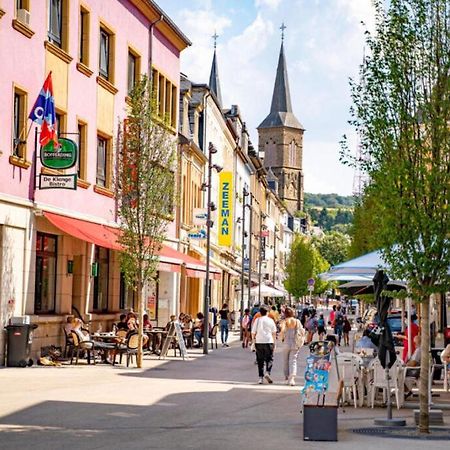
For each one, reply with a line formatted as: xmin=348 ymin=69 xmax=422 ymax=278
xmin=240 ymin=187 xmax=250 ymax=339
xmin=258 ymin=213 xmax=267 ymax=306
xmin=203 ymin=142 xmax=221 ymax=355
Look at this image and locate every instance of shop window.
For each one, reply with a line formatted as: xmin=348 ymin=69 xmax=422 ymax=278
xmin=12 ymin=87 xmax=27 ymax=158
xmin=34 ymin=233 xmax=57 ymax=314
xmin=93 ymin=246 xmax=109 ymax=312
xmin=119 ymin=273 xmax=136 ymax=311
xmin=79 ymin=6 xmax=90 ymax=65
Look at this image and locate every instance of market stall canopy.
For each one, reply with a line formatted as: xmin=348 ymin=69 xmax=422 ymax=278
xmin=249 ymin=284 xmax=286 ymax=298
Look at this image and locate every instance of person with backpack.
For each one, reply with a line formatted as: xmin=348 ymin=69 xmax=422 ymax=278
xmin=305 ymin=313 xmax=318 ymax=344
xmin=280 ymin=307 xmax=305 ymax=386
xmin=317 ymin=313 xmax=326 ymax=340
xmin=334 ymin=306 xmax=344 ymax=345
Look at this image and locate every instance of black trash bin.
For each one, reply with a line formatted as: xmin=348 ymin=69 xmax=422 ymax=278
xmin=5 ymin=324 xmax=38 ymax=367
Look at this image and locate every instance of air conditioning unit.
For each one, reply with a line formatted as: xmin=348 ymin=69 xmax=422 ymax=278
xmin=16 ymin=8 xmax=30 ymax=26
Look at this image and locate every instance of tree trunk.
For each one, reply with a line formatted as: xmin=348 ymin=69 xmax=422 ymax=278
xmin=418 ymin=297 xmax=430 ymax=433
xmin=137 ymin=275 xmax=144 ymax=369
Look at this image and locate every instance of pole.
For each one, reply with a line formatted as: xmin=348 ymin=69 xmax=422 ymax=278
xmin=203 ymin=144 xmax=214 ymax=355
xmin=258 ymin=212 xmax=262 ymax=306
xmin=240 ymin=187 xmax=247 ymax=340
xmin=247 ymin=194 xmax=253 ymax=308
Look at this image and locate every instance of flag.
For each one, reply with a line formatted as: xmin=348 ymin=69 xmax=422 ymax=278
xmin=29 ymin=72 xmax=58 ymax=148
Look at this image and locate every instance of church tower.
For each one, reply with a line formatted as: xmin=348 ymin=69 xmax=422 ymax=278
xmin=258 ymin=26 xmax=304 ymax=213
xmin=209 ymin=32 xmax=222 ymax=107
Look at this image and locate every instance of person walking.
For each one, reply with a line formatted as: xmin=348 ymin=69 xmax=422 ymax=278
xmin=252 ymin=306 xmax=277 ymax=384
xmin=334 ymin=306 xmax=344 ymax=345
xmin=219 ymin=303 xmax=230 ymax=347
xmin=317 ymin=313 xmax=326 ymax=340
xmin=241 ymin=308 xmax=252 ymax=348
xmin=280 ymin=307 xmax=305 ymax=386
xmin=343 ymin=315 xmax=351 ymax=346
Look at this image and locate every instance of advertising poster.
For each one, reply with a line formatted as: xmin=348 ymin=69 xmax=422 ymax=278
xmin=302 ymin=342 xmax=332 ymax=395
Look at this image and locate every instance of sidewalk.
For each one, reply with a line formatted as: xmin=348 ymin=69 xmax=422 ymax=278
xmin=0 ymin=332 xmax=448 ymax=450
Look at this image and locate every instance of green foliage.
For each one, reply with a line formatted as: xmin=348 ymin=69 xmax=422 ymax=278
xmin=343 ymin=0 xmax=450 ymax=298
xmin=305 ymin=193 xmax=355 ymax=208
xmin=348 ymin=189 xmax=385 ymax=258
xmin=313 ymin=231 xmax=351 ymax=267
xmin=284 ymin=234 xmax=330 ymax=297
xmin=116 ymin=75 xmax=176 ymax=293
xmin=308 ymin=206 xmax=353 ymax=232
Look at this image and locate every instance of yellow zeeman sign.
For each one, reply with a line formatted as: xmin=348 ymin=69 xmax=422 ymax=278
xmin=218 ymin=171 xmax=233 ymax=247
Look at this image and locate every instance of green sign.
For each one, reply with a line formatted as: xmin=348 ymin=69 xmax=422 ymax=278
xmin=41 ymin=138 xmax=77 ymax=169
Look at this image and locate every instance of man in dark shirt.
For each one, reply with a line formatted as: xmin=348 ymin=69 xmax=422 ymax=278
xmin=219 ymin=304 xmax=230 ymax=347
xmin=116 ymin=314 xmax=128 ymax=331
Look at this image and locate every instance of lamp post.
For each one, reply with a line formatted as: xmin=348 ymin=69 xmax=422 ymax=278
xmin=247 ymin=194 xmax=253 ymax=309
xmin=203 ymin=142 xmax=222 ymax=355
xmin=240 ymin=187 xmax=250 ymax=339
xmin=258 ymin=213 xmax=267 ymax=306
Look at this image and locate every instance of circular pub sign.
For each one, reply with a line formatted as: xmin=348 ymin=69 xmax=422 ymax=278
xmin=41 ymin=138 xmax=77 ymax=169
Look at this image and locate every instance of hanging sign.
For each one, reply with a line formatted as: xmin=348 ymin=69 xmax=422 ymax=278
xmin=41 ymin=137 xmax=77 ymax=169
xmin=193 ymin=208 xmax=208 ymax=226
xmin=218 ymin=171 xmax=233 ymax=247
xmin=39 ymin=174 xmax=77 ymax=190
xmin=188 ymin=228 xmax=206 ymax=239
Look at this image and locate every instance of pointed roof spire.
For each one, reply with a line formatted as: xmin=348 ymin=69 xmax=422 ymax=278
xmin=258 ymin=23 xmax=303 ymax=130
xmin=209 ymin=30 xmax=223 ymax=107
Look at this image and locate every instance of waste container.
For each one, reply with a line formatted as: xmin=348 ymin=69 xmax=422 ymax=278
xmin=5 ymin=324 xmax=38 ymax=367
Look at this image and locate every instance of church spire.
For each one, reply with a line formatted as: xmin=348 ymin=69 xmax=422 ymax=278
xmin=209 ymin=31 xmax=223 ymax=107
xmin=258 ymin=24 xmax=303 ymax=130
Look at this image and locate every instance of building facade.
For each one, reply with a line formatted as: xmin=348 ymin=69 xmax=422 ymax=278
xmin=0 ymin=0 xmax=190 ymax=361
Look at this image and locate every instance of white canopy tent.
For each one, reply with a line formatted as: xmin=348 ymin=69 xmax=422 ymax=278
xmin=249 ymin=284 xmax=286 ymax=298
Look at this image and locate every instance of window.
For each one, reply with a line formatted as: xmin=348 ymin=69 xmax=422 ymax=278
xmin=93 ymin=246 xmax=109 ymax=312
xmin=48 ymin=0 xmax=62 ymax=47
xmin=151 ymin=67 xmax=178 ymax=128
xmin=12 ymin=88 xmax=27 ymax=158
xmin=119 ymin=273 xmax=136 ymax=310
xmin=99 ymin=25 xmax=115 ymax=82
xmin=96 ymin=135 xmax=110 ymax=187
xmin=127 ymin=49 xmax=140 ymax=94
xmin=34 ymin=233 xmax=57 ymax=314
xmin=15 ymin=0 xmax=29 ymax=12
xmin=79 ymin=6 xmax=90 ymax=65
xmin=55 ymin=111 xmax=66 ymax=137
xmin=77 ymin=121 xmax=87 ymax=179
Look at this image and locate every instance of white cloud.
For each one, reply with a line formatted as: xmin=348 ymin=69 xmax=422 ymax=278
xmin=255 ymin=0 xmax=282 ymax=9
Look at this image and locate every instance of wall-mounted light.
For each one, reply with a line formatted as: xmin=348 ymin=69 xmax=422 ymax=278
xmin=67 ymin=260 xmax=74 ymax=274
xmin=91 ymin=262 xmax=99 ymax=277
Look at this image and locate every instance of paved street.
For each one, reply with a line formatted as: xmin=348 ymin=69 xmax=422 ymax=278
xmin=0 ymin=333 xmax=448 ymax=450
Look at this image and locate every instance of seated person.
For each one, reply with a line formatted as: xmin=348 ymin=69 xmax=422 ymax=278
xmin=404 ymin=335 xmax=421 ymax=398
xmin=116 ymin=314 xmax=128 ymax=331
xmin=355 ymin=329 xmax=378 ymax=352
xmin=143 ymin=314 xmax=152 ymax=330
xmin=441 ymin=344 xmax=450 ymax=365
xmin=165 ymin=315 xmax=177 ymax=331
xmin=193 ymin=312 xmax=204 ymax=347
xmin=64 ymin=316 xmax=76 ymax=335
xmin=127 ymin=312 xmax=138 ymax=331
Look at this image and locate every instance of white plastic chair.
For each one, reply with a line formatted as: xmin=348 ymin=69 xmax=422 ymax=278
xmin=368 ymin=358 xmax=403 ymax=409
xmin=337 ymin=356 xmax=360 ymax=408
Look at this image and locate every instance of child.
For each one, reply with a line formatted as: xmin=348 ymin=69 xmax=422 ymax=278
xmin=343 ymin=316 xmax=351 ymax=346
xmin=317 ymin=313 xmax=326 ymax=340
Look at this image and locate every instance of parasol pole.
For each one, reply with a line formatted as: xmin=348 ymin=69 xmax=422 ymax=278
xmin=407 ymin=297 xmax=412 ymax=360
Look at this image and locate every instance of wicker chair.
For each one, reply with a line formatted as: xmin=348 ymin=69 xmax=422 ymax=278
xmin=70 ymin=330 xmax=96 ymax=365
xmin=113 ymin=332 xmax=139 ymax=367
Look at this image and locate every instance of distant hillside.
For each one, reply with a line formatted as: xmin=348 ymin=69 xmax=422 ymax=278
xmin=305 ymin=193 xmax=355 ymax=209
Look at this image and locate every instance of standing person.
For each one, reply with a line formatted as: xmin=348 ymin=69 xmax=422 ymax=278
xmin=329 ymin=305 xmax=337 ymax=328
xmin=280 ymin=307 xmax=305 ymax=386
xmin=218 ymin=303 xmax=230 ymax=347
xmin=317 ymin=313 xmax=326 ymax=340
xmin=305 ymin=313 xmax=318 ymax=344
xmin=334 ymin=306 xmax=344 ymax=345
xmin=241 ymin=308 xmax=253 ymax=348
xmin=252 ymin=306 xmax=277 ymax=384
xmin=343 ymin=316 xmax=351 ymax=346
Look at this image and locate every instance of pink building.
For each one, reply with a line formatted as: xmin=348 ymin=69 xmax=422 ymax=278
xmin=0 ymin=0 xmax=190 ymax=362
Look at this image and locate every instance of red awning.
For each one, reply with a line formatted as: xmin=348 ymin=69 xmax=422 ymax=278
xmin=43 ymin=212 xmax=219 ymax=279
xmin=44 ymin=212 xmax=122 ymax=251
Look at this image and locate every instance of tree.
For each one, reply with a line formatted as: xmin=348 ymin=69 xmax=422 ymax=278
xmin=284 ymin=234 xmax=330 ymax=298
xmin=343 ymin=0 xmax=450 ymax=432
xmin=313 ymin=231 xmax=351 ymax=267
xmin=116 ymin=75 xmax=176 ymax=368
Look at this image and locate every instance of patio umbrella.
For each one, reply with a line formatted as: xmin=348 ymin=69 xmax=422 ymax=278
xmin=338 ymin=279 xmax=406 ymax=296
xmin=249 ymin=284 xmax=286 ymax=298
xmin=374 ymin=270 xmax=397 ymax=369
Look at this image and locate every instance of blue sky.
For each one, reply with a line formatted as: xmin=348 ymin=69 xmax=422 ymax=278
xmin=162 ymin=0 xmax=376 ymax=195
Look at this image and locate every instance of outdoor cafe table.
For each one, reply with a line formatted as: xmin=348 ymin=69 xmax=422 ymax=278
xmin=92 ymin=332 xmax=119 ymax=343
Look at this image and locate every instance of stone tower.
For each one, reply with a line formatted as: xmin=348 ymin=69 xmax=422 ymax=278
xmin=258 ymin=38 xmax=304 ymax=213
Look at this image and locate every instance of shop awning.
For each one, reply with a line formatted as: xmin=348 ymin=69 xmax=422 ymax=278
xmin=44 ymin=212 xmax=122 ymax=251
xmin=43 ymin=212 xmax=219 ymax=279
